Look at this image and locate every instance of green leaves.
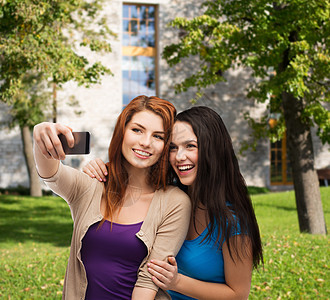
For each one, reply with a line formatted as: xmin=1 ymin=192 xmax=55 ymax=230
xmin=164 ymin=0 xmax=330 ymax=145
xmin=0 ymin=0 xmax=115 ymax=104
xmin=0 ymin=0 xmax=115 ymax=129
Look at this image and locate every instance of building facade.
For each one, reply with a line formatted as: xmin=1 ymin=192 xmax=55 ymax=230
xmin=0 ymin=0 xmax=328 ymax=190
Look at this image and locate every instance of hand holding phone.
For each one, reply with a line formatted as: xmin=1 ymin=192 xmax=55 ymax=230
xmin=58 ymin=132 xmax=90 ymax=155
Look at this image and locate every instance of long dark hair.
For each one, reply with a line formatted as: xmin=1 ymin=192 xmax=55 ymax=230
xmin=173 ymin=106 xmax=263 ymax=268
xmin=103 ymin=95 xmax=176 ymax=225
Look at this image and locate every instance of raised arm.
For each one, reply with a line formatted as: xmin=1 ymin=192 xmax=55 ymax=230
xmin=33 ymin=122 xmax=73 ymax=178
xmin=148 ymin=236 xmax=253 ymax=300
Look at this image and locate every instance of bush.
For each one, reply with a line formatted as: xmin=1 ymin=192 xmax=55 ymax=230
xmin=248 ymin=186 xmax=270 ymax=195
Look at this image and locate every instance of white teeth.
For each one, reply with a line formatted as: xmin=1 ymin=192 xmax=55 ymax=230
xmin=178 ymin=165 xmax=194 ymax=171
xmin=134 ymin=149 xmax=151 ymax=157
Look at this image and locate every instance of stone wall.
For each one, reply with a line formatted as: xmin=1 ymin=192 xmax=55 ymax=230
xmin=0 ymin=123 xmax=28 ymax=188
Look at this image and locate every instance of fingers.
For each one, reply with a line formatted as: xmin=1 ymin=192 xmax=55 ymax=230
xmin=33 ymin=122 xmax=73 ymax=161
xmin=149 ymin=258 xmax=176 ymax=271
xmin=82 ymin=165 xmax=96 ymax=179
xmin=62 ymin=126 xmax=74 ymax=149
xmin=168 ymin=256 xmax=177 ymax=267
xmin=95 ymin=158 xmax=108 ymax=176
xmin=93 ymin=158 xmax=108 ymax=181
xmin=147 ymin=258 xmax=178 ymax=290
xmin=82 ymin=158 xmax=108 ymax=181
xmin=44 ymin=134 xmax=61 ymax=159
xmin=148 ymin=261 xmax=174 ymax=275
xmin=150 ymin=272 xmax=167 ymax=290
xmin=148 ymin=264 xmax=170 ymax=289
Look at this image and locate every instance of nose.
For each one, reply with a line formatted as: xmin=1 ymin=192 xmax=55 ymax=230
xmin=139 ymin=134 xmax=152 ymax=148
xmin=176 ymin=148 xmax=187 ymax=161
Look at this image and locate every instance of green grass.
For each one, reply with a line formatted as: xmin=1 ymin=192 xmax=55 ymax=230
xmin=0 ymin=188 xmax=329 ymax=299
xmin=251 ymin=188 xmax=330 ymax=299
xmin=0 ymin=195 xmax=72 ymax=299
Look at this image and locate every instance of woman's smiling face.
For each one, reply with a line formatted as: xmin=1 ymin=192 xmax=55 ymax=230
xmin=122 ymin=110 xmax=165 ymax=170
xmin=169 ymin=121 xmax=198 ymax=186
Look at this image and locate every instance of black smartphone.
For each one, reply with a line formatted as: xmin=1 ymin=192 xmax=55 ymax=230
xmin=58 ymin=132 xmax=90 ymax=155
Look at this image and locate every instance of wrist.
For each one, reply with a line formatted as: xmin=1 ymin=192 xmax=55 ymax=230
xmin=172 ymin=273 xmax=182 ymax=291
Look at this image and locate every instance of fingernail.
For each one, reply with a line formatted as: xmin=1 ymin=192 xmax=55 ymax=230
xmin=104 ymin=171 xmax=108 ymax=175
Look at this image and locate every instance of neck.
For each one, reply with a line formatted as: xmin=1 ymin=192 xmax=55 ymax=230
xmin=125 ymin=162 xmax=153 ymax=193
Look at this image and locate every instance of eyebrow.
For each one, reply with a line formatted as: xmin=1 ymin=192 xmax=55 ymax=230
xmin=171 ymin=139 xmax=198 ymax=145
xmin=132 ymin=122 xmax=165 ymax=134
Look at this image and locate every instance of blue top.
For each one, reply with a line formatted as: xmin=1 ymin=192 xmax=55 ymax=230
xmin=168 ymin=222 xmax=241 ymax=300
xmin=81 ymin=220 xmax=147 ymax=300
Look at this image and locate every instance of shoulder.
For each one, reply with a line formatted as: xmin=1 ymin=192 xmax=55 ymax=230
xmin=162 ymin=185 xmax=190 ymax=200
xmin=158 ymin=185 xmax=191 ymax=211
xmin=60 ymin=163 xmax=97 ymax=183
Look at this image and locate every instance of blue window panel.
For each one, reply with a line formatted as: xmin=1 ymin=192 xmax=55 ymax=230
xmin=130 ymin=5 xmax=138 ymax=18
xmin=122 ymin=4 xmax=156 ymax=108
xmin=123 ymin=20 xmax=129 ymax=32
xmin=123 ymin=5 xmax=129 ymax=18
xmin=139 ymin=6 xmax=146 ymax=19
xmin=123 ymin=33 xmax=129 ymax=46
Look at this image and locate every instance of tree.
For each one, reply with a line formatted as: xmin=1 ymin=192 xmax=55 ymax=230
xmin=163 ymin=0 xmax=329 ymax=234
xmin=0 ymin=0 xmax=115 ymax=196
xmin=6 ymin=73 xmax=52 ymax=197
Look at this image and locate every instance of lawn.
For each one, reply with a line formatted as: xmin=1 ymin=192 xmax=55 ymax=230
xmin=0 ymin=188 xmax=329 ymax=299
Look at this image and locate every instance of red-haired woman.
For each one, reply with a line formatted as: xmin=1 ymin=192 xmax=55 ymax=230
xmin=33 ymin=95 xmax=191 ymax=300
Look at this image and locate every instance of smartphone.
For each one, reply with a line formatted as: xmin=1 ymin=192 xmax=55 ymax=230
xmin=58 ymin=132 xmax=90 ymax=155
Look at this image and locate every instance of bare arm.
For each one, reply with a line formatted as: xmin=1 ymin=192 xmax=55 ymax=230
xmin=33 ymin=122 xmax=73 ymax=178
xmin=148 ymin=236 xmax=253 ymax=300
xmin=131 ymin=287 xmax=157 ymax=300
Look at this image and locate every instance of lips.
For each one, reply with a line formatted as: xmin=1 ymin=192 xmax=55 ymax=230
xmin=133 ymin=149 xmax=152 ymax=158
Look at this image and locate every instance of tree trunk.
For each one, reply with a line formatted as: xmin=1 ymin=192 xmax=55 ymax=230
xmin=53 ymin=82 xmax=57 ymax=123
xmin=20 ymin=125 xmax=42 ymax=197
xmin=282 ymin=92 xmax=326 ymax=234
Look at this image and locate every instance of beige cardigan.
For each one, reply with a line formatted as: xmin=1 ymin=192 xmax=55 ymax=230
xmin=42 ymin=163 xmax=191 ymax=300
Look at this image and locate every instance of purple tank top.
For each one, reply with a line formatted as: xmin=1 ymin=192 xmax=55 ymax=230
xmin=81 ymin=220 xmax=147 ymax=300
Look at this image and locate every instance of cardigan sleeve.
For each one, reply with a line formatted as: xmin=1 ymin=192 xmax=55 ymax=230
xmin=135 ymin=187 xmax=191 ymax=294
xmin=41 ymin=163 xmax=99 ymax=220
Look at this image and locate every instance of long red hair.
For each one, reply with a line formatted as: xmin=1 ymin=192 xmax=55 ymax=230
xmin=103 ymin=95 xmax=176 ymax=222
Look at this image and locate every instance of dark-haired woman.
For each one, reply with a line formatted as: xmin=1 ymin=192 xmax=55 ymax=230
xmin=33 ymin=96 xmax=191 ymax=300
xmin=84 ymin=106 xmax=263 ymax=299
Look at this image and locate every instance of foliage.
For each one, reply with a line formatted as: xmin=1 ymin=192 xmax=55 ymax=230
xmin=4 ymin=72 xmax=52 ymax=129
xmin=0 ymin=185 xmax=52 ymax=195
xmin=248 ymin=186 xmax=269 ymax=195
xmin=163 ymin=0 xmax=330 ymax=146
xmin=0 ymin=188 xmax=329 ymax=299
xmin=0 ymin=0 xmax=116 ymax=106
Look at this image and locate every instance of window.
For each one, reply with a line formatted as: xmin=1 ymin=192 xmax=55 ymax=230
xmin=270 ymin=132 xmax=293 ymax=185
xmin=122 ymin=4 xmax=158 ymax=106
